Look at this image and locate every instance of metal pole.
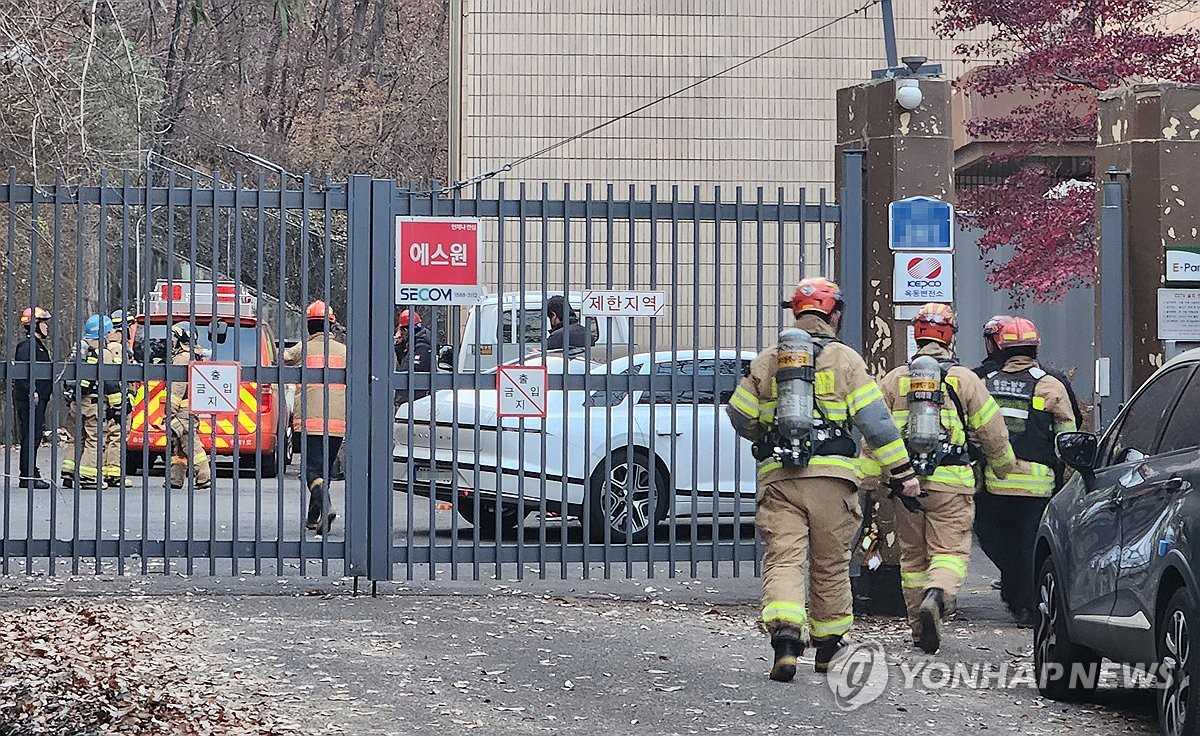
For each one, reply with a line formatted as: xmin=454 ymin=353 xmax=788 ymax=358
xmin=1097 ymin=169 xmax=1129 ymax=430
xmin=448 ymin=0 xmax=464 ymax=183
xmin=839 ymin=149 xmax=866 ymax=352
xmin=881 ymin=0 xmax=899 ymax=70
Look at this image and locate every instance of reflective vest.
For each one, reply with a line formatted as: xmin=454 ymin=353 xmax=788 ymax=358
xmin=984 ymin=367 xmax=1059 ymax=496
xmin=292 ymin=336 xmax=348 ymax=437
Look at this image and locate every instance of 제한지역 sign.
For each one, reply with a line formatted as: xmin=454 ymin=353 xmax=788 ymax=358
xmin=580 ymin=290 xmax=666 ymax=318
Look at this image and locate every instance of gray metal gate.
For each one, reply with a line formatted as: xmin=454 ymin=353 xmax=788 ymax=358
xmin=378 ymin=182 xmax=849 ymax=581
xmin=0 ymin=169 xmax=857 ymax=581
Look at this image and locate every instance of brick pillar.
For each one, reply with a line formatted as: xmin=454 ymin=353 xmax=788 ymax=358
xmin=835 ymin=74 xmax=955 ymax=616
xmin=835 ymin=75 xmax=955 ymax=377
xmin=1096 ymin=83 xmax=1200 ymax=391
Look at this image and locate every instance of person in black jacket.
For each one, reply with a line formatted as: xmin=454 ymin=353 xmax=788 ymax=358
xmin=545 ymin=295 xmax=593 ymax=351
xmin=13 ymin=307 xmax=53 ymax=489
xmin=394 ymin=309 xmax=432 ymax=405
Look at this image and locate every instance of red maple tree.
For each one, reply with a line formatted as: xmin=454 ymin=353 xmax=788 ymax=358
xmin=935 ymin=0 xmax=1200 ymax=304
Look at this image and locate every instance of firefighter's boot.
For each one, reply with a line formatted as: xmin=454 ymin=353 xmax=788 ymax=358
xmin=812 ymin=635 xmax=848 ymax=674
xmin=306 ymin=479 xmax=324 ymax=531
xmin=917 ymin=588 xmax=946 ymax=654
xmin=769 ymin=626 xmax=804 ymax=683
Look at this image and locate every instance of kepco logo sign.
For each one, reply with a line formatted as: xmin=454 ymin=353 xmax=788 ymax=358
xmin=905 ymin=256 xmax=944 ymax=289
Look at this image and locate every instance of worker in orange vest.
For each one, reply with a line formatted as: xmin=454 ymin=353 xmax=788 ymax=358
xmin=283 ymin=300 xmax=347 ymax=536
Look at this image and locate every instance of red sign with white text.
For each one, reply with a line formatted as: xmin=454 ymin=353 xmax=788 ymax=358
xmin=395 ymin=217 xmax=485 ymax=305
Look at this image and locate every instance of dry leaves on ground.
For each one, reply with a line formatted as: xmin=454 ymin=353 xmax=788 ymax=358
xmin=0 ymin=601 xmax=302 ymax=735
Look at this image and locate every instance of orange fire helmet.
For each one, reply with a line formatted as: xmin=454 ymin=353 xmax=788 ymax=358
xmin=19 ymin=307 xmax=50 ymax=326
xmin=785 ymin=277 xmax=843 ymax=316
xmin=306 ymin=300 xmax=336 ymax=323
xmin=912 ymin=303 xmax=957 ymax=345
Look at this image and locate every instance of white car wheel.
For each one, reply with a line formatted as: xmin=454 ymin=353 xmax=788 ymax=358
xmin=588 ymin=450 xmax=668 ymax=544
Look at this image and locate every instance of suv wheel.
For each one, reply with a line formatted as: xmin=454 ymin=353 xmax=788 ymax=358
xmin=1035 ymin=557 xmax=1100 ymax=701
xmin=1160 ymin=589 xmax=1198 ymax=736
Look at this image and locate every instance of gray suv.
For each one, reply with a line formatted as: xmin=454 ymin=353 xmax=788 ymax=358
xmin=1036 ymin=348 xmax=1200 ymax=736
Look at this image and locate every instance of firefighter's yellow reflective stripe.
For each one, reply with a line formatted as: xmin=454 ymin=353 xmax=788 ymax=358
xmin=810 ymin=615 xmax=854 ymax=638
xmin=61 ymin=460 xmax=100 ymax=478
xmin=105 ymin=392 xmax=123 ymax=405
xmin=946 ymin=375 xmax=959 ymax=392
xmin=1056 ymin=419 xmax=1078 ymax=434
xmin=816 ymin=399 xmax=848 ymax=422
xmin=810 ymin=455 xmax=862 ymax=474
xmin=901 ymin=571 xmax=928 ymax=589
xmin=757 ymin=459 xmax=783 ymax=477
xmin=929 ymin=554 xmax=969 ymax=579
xmin=846 ymin=384 xmax=884 ymax=416
xmin=985 ymin=463 xmax=1055 ymax=496
xmin=1031 ymin=395 xmax=1046 ymax=410
xmin=927 ymin=463 xmax=975 ymax=488
xmin=759 ymin=400 xmax=777 ymax=424
xmin=762 ymin=601 xmax=808 ymax=626
xmin=1000 ymin=407 xmax=1029 ymax=419
xmin=970 ymin=397 xmax=1000 ymax=429
xmin=758 ymin=455 xmax=863 ymax=478
xmin=873 ymin=437 xmax=908 ymax=467
xmin=101 ymin=464 xmax=122 ymax=476
xmin=860 ymin=456 xmax=882 ymax=478
xmin=815 ymin=371 xmax=835 ymax=395
xmin=729 ymin=386 xmax=760 ymax=418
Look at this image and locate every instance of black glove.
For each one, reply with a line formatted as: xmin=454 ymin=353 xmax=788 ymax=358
xmin=887 ymin=475 xmax=927 ymax=513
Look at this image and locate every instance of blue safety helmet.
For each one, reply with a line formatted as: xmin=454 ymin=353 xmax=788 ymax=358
xmin=83 ymin=314 xmax=114 ymax=340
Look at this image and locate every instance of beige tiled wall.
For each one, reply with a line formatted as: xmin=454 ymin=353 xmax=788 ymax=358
xmin=460 ymin=1 xmax=989 ymax=349
xmin=462 ymin=0 xmax=988 ymax=194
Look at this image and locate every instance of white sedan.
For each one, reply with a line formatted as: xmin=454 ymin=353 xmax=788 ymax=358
xmin=393 ymin=350 xmax=760 ymax=541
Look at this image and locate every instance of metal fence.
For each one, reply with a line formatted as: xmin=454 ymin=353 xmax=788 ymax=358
xmin=0 ymin=169 xmax=856 ymax=581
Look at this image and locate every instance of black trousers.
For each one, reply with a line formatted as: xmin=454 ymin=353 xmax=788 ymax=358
xmin=303 ymin=434 xmax=343 ymax=488
xmin=974 ymin=490 xmax=1049 ymax=617
xmin=13 ymin=399 xmax=47 ymax=480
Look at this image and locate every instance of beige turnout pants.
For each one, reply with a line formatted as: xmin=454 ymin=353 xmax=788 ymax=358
xmin=756 ymin=475 xmax=862 ymax=640
xmin=894 ymin=489 xmax=975 ymax=636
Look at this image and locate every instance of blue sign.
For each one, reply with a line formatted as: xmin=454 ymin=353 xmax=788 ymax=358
xmin=889 ymin=196 xmax=954 ymax=251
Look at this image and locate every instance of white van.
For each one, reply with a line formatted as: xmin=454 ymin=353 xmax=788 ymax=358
xmin=441 ymin=291 xmax=633 ymax=373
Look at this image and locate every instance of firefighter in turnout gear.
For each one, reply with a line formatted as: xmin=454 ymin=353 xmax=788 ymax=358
xmin=877 ymin=303 xmax=1015 ymax=653
xmin=167 ymin=321 xmax=212 ymax=489
xmin=101 ymin=317 xmax=135 ymax=487
xmin=13 ymin=307 xmax=53 ymax=489
xmin=976 ymin=315 xmax=1077 ymax=626
xmin=283 ymin=300 xmax=347 ymax=536
xmin=727 ymin=277 xmax=920 ymax=683
xmin=61 ymin=315 xmax=125 ymax=488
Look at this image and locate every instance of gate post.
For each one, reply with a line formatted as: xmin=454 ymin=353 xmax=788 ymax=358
xmin=838 ymin=149 xmax=866 ymax=351
xmin=367 ymin=179 xmax=397 ymax=582
xmin=1096 ymin=172 xmax=1128 ymax=430
xmin=1096 ymin=84 xmax=1200 ymax=425
xmin=344 ymin=175 xmax=373 ymax=577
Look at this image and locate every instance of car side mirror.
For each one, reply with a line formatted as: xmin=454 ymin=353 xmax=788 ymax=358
xmin=1056 ymin=431 xmax=1098 ymax=472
